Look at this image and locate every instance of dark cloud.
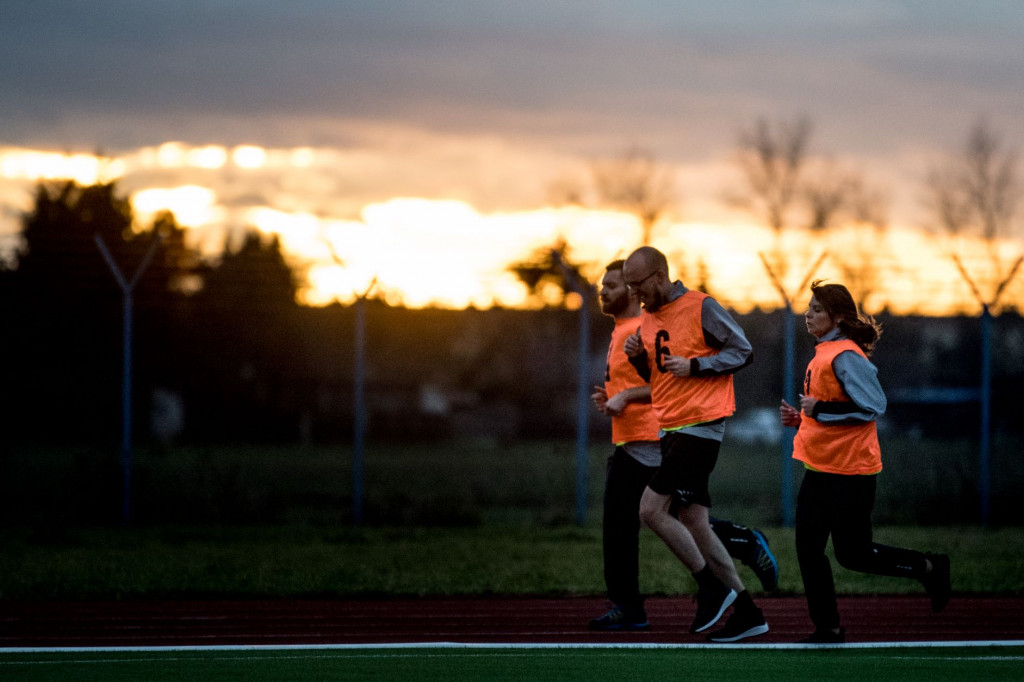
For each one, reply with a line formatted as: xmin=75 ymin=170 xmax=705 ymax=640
xmin=1 ymin=1 xmax=1022 ymax=161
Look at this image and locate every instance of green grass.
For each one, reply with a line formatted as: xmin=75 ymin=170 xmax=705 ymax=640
xmin=2 ymin=437 xmax=1022 ymax=600
xmin=4 ymin=436 xmax=1023 ymax=527
xmin=1 ymin=646 xmax=1023 ymax=682
xmin=1 ymin=523 xmax=1021 ymax=600
xmin=1 ymin=440 xmax=593 ymax=527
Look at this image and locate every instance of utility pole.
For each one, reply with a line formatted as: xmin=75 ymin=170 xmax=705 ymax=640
xmin=951 ymin=253 xmax=1022 ymax=526
xmin=759 ymin=251 xmax=827 ymax=527
xmin=553 ymin=250 xmax=596 ymax=526
xmin=95 ymin=234 xmax=162 ymax=524
xmin=351 ymin=278 xmax=377 ymax=526
xmin=325 ymin=240 xmax=377 ymax=526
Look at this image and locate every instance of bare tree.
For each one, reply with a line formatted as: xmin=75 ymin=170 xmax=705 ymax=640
xmin=801 ymin=160 xmax=891 ymax=307
xmin=730 ymin=115 xmax=816 ymax=292
xmin=847 ymin=177 xmax=891 ymax=231
xmin=803 ymin=160 xmax=858 ymax=232
xmin=734 ymin=116 xmax=813 ymax=235
xmin=926 ymin=120 xmax=1021 ymax=287
xmin=546 ymin=172 xmax=587 ymax=208
xmin=832 ymin=176 xmax=891 ymax=309
xmin=590 ymin=146 xmax=675 ymax=246
xmin=925 ymin=121 xmax=1022 ymax=526
xmin=965 ymin=122 xmax=1020 ymax=243
xmin=732 ymin=116 xmax=888 ymax=306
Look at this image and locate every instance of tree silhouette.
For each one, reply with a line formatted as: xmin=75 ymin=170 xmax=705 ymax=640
xmin=195 ymin=231 xmax=298 ymax=311
xmin=547 ymin=146 xmax=675 ymax=247
xmin=14 ymin=182 xmax=199 ymax=308
xmin=924 ymin=120 xmax=1023 ymax=525
xmin=3 ymin=180 xmax=196 ymax=443
xmin=184 ymin=230 xmax=302 ymax=440
xmin=16 ymin=181 xmax=131 ymax=300
xmin=730 ymin=115 xmax=821 ymax=303
xmin=509 ymin=239 xmax=594 ymax=308
xmin=730 ymin=115 xmax=888 ymax=305
xmin=926 ymin=119 xmax=1021 ymax=297
xmin=591 ymin=146 xmax=675 ymax=246
xmin=802 ymin=159 xmax=858 ymax=232
xmin=830 ymin=176 xmax=891 ymax=310
xmin=733 ymin=116 xmax=812 ymax=237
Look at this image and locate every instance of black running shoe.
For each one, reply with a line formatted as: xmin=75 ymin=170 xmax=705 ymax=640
xmin=797 ymin=627 xmax=845 ymax=644
xmin=922 ymin=552 xmax=951 ymax=613
xmin=747 ymin=529 xmax=779 ymax=592
xmin=707 ymin=607 xmax=769 ymax=643
xmin=690 ymin=583 xmax=736 ymax=634
xmin=588 ymin=605 xmax=650 ymax=631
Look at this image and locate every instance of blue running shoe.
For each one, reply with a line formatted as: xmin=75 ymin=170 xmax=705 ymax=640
xmin=589 ymin=605 xmax=650 ymax=631
xmin=748 ymin=529 xmax=779 ymax=592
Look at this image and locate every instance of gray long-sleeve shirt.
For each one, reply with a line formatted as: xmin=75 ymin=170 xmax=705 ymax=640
xmin=628 ymin=281 xmax=753 ymax=382
xmin=627 ymin=282 xmax=753 ymax=441
xmin=810 ymin=327 xmax=886 ymax=424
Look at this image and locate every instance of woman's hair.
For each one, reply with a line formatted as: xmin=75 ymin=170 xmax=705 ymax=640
xmin=810 ymin=280 xmax=882 ymax=355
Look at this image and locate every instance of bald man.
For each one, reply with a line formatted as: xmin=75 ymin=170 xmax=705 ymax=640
xmin=622 ymin=246 xmax=768 ymax=643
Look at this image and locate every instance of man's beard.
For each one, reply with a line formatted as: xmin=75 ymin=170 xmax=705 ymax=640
xmin=601 ymin=294 xmax=629 ymax=316
xmin=641 ymin=289 xmax=666 ymax=312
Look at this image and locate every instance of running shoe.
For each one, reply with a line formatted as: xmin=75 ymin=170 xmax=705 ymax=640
xmin=706 ymin=607 xmax=769 ymax=643
xmin=797 ymin=627 xmax=845 ymax=644
xmin=588 ymin=605 xmax=650 ymax=631
xmin=922 ymin=552 xmax=951 ymax=613
xmin=747 ymin=529 xmax=779 ymax=592
xmin=689 ymin=583 xmax=736 ymax=633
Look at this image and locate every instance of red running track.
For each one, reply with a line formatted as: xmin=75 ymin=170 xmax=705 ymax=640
xmin=3 ymin=596 xmax=1023 ymax=647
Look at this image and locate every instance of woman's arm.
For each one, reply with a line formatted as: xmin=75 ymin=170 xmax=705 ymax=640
xmin=812 ymin=351 xmax=886 ymax=424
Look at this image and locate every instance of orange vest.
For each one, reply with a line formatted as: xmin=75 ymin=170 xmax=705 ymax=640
xmin=606 ymin=317 xmax=661 ymax=444
xmin=792 ymin=339 xmax=882 ymax=475
xmin=639 ymin=291 xmax=736 ymax=430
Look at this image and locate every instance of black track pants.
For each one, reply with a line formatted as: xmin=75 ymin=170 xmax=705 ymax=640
xmin=795 ymin=468 xmax=927 ymax=630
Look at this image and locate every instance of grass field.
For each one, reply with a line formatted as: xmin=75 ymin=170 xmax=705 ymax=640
xmin=3 ymin=436 xmax=1023 ymax=527
xmin=2 ymin=645 xmax=1023 ymax=682
xmin=2 ymin=437 xmax=1022 ymax=600
xmin=1 ymin=523 xmax=1022 ymax=600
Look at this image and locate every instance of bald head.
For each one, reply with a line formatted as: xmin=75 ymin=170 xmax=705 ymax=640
xmin=625 ymin=246 xmax=668 ymax=274
xmin=623 ymin=246 xmax=672 ymax=311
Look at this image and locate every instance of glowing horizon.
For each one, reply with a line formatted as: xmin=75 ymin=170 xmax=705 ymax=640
xmin=1 ymin=144 xmax=1021 ymax=316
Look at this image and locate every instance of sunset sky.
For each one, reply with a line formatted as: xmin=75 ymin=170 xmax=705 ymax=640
xmin=2 ymin=1 xmax=1023 ymax=313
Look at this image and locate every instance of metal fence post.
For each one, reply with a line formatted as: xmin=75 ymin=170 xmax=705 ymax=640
xmin=94 ymin=234 xmax=161 ymax=524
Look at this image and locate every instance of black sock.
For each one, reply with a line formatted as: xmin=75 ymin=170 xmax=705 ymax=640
xmin=693 ymin=565 xmax=721 ymax=591
xmin=733 ymin=590 xmax=757 ymax=614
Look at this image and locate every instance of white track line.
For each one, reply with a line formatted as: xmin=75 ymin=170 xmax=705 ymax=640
xmin=2 ymin=640 xmax=1023 ymax=653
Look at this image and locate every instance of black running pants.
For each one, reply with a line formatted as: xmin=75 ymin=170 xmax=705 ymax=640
xmin=795 ymin=468 xmax=927 ymax=630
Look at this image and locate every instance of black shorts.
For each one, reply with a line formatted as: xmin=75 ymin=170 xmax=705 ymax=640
xmin=647 ymin=430 xmax=720 ymax=508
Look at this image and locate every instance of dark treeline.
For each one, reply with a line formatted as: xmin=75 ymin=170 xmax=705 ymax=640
xmin=3 ymin=180 xmax=1023 ymax=448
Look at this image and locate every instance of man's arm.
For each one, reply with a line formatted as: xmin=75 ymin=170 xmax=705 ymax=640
xmin=690 ymin=297 xmax=754 ymax=376
xmin=628 ymin=349 xmax=652 ymax=382
xmin=604 ymin=384 xmax=651 ymax=416
xmin=624 ymin=327 xmax=652 ymax=382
